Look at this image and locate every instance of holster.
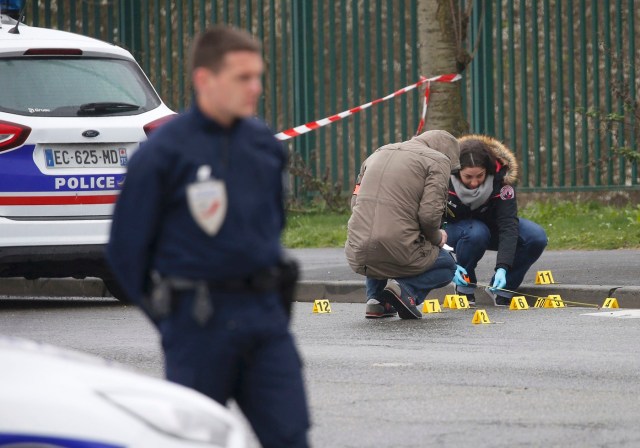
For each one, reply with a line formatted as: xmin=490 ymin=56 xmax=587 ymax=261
xmin=143 ymin=271 xmax=174 ymax=321
xmin=277 ymin=257 xmax=299 ymax=321
xmin=145 ymin=272 xmax=213 ymax=325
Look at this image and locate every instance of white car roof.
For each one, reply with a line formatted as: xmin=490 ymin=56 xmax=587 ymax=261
xmin=0 ymin=15 xmax=134 ymax=59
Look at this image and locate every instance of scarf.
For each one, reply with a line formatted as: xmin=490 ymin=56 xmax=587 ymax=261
xmin=450 ymin=174 xmax=494 ymax=211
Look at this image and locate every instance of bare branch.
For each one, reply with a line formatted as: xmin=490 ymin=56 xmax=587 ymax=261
xmin=449 ymin=0 xmax=460 ymax=50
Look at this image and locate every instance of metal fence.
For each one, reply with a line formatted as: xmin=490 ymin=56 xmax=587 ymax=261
xmin=24 ymin=0 xmax=640 ymax=193
xmin=464 ymin=0 xmax=639 ymax=192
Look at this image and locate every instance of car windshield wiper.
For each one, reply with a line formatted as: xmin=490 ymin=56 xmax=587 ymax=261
xmin=77 ymin=102 xmax=140 ymax=116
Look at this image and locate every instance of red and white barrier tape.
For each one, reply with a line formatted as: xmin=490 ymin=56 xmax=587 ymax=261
xmin=414 ymin=80 xmax=431 ymax=136
xmin=274 ymin=73 xmax=461 ymax=141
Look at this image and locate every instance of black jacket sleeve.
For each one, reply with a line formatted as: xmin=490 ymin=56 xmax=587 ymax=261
xmin=494 ymin=185 xmax=519 ymax=271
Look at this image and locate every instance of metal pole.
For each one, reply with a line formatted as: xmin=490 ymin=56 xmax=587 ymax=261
xmin=531 ymin=0 xmax=541 ymax=187
xmin=567 ymin=0 xmax=577 ymax=186
xmin=543 ymin=0 xmax=553 ymax=187
xmin=519 ymin=0 xmax=530 ymax=187
xmin=495 ymin=0 xmax=504 ymax=141
xmin=627 ymin=0 xmax=637 ymax=184
xmin=591 ymin=0 xmax=601 ymax=186
xmin=507 ymin=0 xmax=517 ymax=150
xmin=555 ymin=0 xmax=565 ymax=187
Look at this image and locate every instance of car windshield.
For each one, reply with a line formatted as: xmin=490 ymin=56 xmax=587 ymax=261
xmin=0 ymin=57 xmax=161 ymax=117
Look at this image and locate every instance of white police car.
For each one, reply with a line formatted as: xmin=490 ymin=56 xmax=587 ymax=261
xmin=0 ymin=336 xmax=246 ymax=448
xmin=0 ymin=3 xmax=174 ymax=298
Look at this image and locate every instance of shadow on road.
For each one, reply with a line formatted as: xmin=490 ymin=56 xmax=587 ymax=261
xmin=0 ymin=297 xmax=124 ymax=310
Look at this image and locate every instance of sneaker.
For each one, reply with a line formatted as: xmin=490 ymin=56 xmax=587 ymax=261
xmin=485 ymin=287 xmax=511 ymax=307
xmin=365 ymin=299 xmax=398 ymax=318
xmin=455 ymin=287 xmax=476 ymax=307
xmin=381 ymin=281 xmax=422 ymax=320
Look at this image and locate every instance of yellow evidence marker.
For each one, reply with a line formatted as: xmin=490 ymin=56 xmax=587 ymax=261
xmin=442 ymin=294 xmax=457 ymax=309
xmin=422 ymin=299 xmax=442 ymax=313
xmin=449 ymin=295 xmax=470 ymax=309
xmin=535 ymin=270 xmax=556 ymax=285
xmin=543 ymin=294 xmax=566 ymax=308
xmin=534 ymin=297 xmax=546 ymax=308
xmin=601 ymin=297 xmax=619 ymax=309
xmin=312 ymin=299 xmax=332 ymax=313
xmin=509 ymin=296 xmax=530 ymax=310
xmin=472 ymin=309 xmax=491 ymax=324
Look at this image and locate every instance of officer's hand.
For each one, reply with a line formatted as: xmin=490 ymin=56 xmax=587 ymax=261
xmin=490 ymin=268 xmax=507 ymax=292
xmin=453 ymin=265 xmax=468 ymax=286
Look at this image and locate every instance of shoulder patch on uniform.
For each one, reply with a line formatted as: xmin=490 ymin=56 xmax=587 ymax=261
xmin=499 ymin=185 xmax=515 ymax=200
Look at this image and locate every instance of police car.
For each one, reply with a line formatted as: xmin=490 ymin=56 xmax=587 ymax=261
xmin=0 ymin=336 xmax=246 ymax=447
xmin=0 ymin=2 xmax=174 ymax=298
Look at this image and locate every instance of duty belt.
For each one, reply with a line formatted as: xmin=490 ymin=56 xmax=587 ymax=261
xmin=162 ymin=265 xmax=284 ymax=294
xmin=147 ymin=260 xmax=299 ymax=326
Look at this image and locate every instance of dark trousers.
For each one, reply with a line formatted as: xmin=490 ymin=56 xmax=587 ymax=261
xmin=157 ymin=290 xmax=310 ymax=448
xmin=445 ymin=218 xmax=548 ymax=296
xmin=366 ymin=249 xmax=456 ymax=305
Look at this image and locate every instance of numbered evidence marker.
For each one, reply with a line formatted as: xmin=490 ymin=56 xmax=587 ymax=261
xmin=312 ymin=299 xmax=332 ymax=314
xmin=601 ymin=297 xmax=620 ymax=309
xmin=472 ymin=309 xmax=492 ymax=324
xmin=535 ymin=270 xmax=556 ymax=285
xmin=422 ymin=299 xmax=442 ymax=313
xmin=509 ymin=295 xmax=530 ymax=310
xmin=534 ymin=297 xmax=546 ymax=308
xmin=543 ymin=294 xmax=566 ymax=308
xmin=449 ymin=295 xmax=470 ymax=310
xmin=442 ymin=294 xmax=458 ymax=309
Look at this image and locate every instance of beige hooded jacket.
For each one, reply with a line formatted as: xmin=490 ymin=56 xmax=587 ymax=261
xmin=345 ymin=130 xmax=460 ymax=279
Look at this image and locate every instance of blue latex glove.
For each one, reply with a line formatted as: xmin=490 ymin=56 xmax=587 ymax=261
xmin=490 ymin=268 xmax=507 ymax=291
xmin=453 ymin=265 xmax=468 ymax=287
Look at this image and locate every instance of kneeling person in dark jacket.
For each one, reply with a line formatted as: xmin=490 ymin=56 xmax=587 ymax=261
xmin=446 ymin=135 xmax=548 ymax=306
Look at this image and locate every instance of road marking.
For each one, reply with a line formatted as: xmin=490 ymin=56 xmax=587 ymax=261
xmin=372 ymin=363 xmax=414 ymax=368
xmin=581 ymin=309 xmax=640 ymax=319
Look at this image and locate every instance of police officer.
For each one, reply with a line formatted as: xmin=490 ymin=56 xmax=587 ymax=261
xmin=107 ymin=25 xmax=310 ymax=447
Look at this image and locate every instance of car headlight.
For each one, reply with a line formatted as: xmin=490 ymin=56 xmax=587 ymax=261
xmin=100 ymin=390 xmax=231 ymax=445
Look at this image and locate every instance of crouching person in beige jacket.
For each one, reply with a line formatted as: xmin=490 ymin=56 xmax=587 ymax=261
xmin=345 ymin=130 xmax=462 ymax=319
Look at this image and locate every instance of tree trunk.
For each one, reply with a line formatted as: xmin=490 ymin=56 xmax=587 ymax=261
xmin=417 ymin=0 xmax=468 ymax=136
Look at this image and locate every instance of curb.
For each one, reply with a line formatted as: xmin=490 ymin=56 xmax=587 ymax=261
xmin=1 ymin=278 xmax=638 ymax=309
xmin=0 ymin=277 xmax=113 ymax=299
xmin=295 ymin=281 xmax=640 ymax=308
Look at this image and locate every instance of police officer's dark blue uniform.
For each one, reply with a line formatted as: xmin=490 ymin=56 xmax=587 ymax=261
xmin=107 ymin=26 xmax=310 ymax=447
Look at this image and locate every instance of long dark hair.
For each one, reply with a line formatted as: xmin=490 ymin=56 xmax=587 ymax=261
xmin=457 ymin=138 xmax=497 ymax=176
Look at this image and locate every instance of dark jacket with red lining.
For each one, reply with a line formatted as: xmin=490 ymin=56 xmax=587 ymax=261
xmin=445 ymin=159 xmax=519 ymax=271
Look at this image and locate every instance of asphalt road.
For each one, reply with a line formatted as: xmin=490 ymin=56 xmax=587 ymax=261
xmin=1 ymin=297 xmax=639 ymax=447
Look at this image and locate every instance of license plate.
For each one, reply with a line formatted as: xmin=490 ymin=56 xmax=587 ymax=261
xmin=44 ymin=147 xmax=129 ymax=169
